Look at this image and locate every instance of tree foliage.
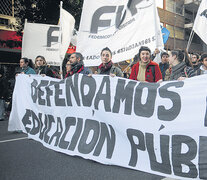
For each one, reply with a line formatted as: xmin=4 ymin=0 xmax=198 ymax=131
xmin=14 ymin=0 xmax=83 ymax=33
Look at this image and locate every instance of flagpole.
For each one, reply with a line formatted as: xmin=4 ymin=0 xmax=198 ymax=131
xmin=22 ymin=19 xmax=28 ymax=58
xmin=59 ymin=1 xmax=63 ymax=79
xmin=152 ymin=0 xmax=163 ymax=63
xmin=186 ymin=29 xmax=195 ymax=52
xmin=153 ymin=0 xmax=159 ymax=49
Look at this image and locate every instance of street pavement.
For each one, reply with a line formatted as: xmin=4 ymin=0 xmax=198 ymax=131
xmin=0 ymin=119 xmax=173 ymax=180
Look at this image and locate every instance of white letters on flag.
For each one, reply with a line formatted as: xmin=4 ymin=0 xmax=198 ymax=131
xmin=193 ymin=0 xmax=207 ymax=45
xmin=59 ymin=7 xmax=75 ymax=60
xmin=77 ymin=0 xmax=163 ymax=67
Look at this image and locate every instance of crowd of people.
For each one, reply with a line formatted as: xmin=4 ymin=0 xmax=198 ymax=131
xmin=0 ymin=45 xmax=207 ymax=121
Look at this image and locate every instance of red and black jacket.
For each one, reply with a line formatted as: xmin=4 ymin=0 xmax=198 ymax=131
xmin=129 ymin=60 xmax=162 ymax=82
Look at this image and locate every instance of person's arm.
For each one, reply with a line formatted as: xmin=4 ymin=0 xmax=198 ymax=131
xmin=152 ymin=48 xmax=160 ymax=60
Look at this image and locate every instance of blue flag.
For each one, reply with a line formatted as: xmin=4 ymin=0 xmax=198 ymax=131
xmin=161 ymin=26 xmax=170 ymax=44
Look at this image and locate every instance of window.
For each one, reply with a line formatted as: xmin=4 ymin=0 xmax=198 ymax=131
xmin=166 ymin=0 xmax=184 ymax=16
xmin=0 ymin=18 xmax=9 ymax=26
xmin=166 ymin=24 xmax=184 ymax=40
xmin=0 ymin=0 xmax=13 ymax=16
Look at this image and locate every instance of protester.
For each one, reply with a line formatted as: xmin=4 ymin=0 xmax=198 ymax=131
xmin=50 ymin=66 xmax=61 ymax=79
xmin=159 ymin=52 xmax=169 ymax=80
xmin=191 ymin=53 xmax=200 ymax=70
xmin=64 ymin=61 xmax=72 ymax=78
xmin=62 ymin=54 xmax=70 ymax=78
xmin=164 ymin=65 xmax=172 ymax=81
xmin=0 ymin=64 xmax=7 ymax=120
xmin=19 ymin=57 xmax=36 ymax=75
xmin=97 ymin=47 xmax=123 ymax=77
xmin=129 ymin=46 xmax=162 ymax=82
xmin=35 ymin=55 xmax=54 ymax=77
xmin=195 ymin=53 xmax=207 ymax=75
xmin=169 ymin=50 xmax=196 ymax=80
xmin=68 ymin=52 xmax=91 ymax=75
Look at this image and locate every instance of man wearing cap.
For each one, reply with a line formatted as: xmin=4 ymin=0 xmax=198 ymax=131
xmin=129 ymin=46 xmax=162 ymax=82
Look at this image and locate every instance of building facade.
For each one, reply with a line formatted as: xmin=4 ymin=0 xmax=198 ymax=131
xmin=0 ymin=0 xmax=21 ymax=63
xmin=158 ymin=0 xmax=207 ymax=54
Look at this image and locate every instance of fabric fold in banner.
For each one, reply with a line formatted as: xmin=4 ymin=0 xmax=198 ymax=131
xmin=9 ymin=74 xmax=207 ymax=180
xmin=77 ymin=0 xmax=164 ymax=67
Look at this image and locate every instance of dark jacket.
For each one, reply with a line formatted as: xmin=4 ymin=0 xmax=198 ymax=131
xmin=170 ymin=62 xmax=196 ymax=80
xmin=80 ymin=67 xmax=92 ymax=75
xmin=159 ymin=62 xmax=169 ymax=80
xmin=97 ymin=65 xmax=123 ymax=77
xmin=36 ymin=66 xmax=54 ymax=78
xmin=0 ymin=65 xmax=8 ymax=99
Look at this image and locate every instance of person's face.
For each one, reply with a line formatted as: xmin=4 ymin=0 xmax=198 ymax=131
xmin=168 ymin=52 xmax=176 ymax=66
xmin=69 ymin=54 xmax=78 ymax=64
xmin=66 ymin=61 xmax=72 ymax=72
xmin=161 ymin=55 xmax=169 ymax=64
xmin=20 ymin=59 xmax=27 ymax=68
xmin=36 ymin=57 xmax=44 ymax=67
xmin=202 ymin=57 xmax=207 ymax=68
xmin=191 ymin=55 xmax=198 ymax=63
xmin=140 ymin=50 xmax=150 ymax=64
xmin=101 ymin=50 xmax=112 ymax=64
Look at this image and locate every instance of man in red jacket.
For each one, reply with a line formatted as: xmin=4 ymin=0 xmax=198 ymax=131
xmin=129 ymin=46 xmax=162 ymax=82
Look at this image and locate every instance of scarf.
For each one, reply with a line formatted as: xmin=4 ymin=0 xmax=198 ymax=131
xmin=137 ymin=61 xmax=149 ymax=82
xmin=65 ymin=71 xmax=72 ymax=78
xmin=70 ymin=62 xmax=84 ymax=75
xmin=98 ymin=61 xmax=113 ymax=74
xmin=170 ymin=61 xmax=186 ymax=80
xmin=36 ymin=66 xmax=46 ymax=75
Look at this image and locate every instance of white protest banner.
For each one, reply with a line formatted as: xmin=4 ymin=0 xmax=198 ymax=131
xmin=9 ymin=74 xmax=207 ymax=180
xmin=22 ymin=22 xmax=61 ymax=66
xmin=77 ymin=0 xmax=163 ymax=67
xmin=193 ymin=0 xmax=207 ymax=45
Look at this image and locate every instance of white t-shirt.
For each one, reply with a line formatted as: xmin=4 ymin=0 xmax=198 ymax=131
xmin=200 ymin=66 xmax=207 ymax=74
